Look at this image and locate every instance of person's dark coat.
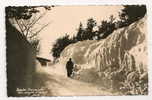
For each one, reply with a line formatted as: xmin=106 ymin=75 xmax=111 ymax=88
xmin=66 ymin=59 xmax=74 ymax=77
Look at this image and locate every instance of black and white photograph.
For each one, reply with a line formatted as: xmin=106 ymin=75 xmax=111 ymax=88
xmin=5 ymin=5 xmax=148 ymax=97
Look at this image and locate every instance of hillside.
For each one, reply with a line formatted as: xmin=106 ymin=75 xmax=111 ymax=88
xmin=59 ymin=16 xmax=148 ymax=95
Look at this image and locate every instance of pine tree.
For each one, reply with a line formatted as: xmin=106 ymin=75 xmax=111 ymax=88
xmin=76 ymin=22 xmax=84 ymax=41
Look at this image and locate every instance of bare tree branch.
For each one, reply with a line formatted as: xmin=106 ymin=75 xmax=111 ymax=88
xmin=12 ymin=10 xmax=50 ymax=42
xmin=29 ymin=22 xmax=50 ymax=39
xmin=28 ymin=11 xmax=47 ymax=29
xmin=14 ymin=18 xmax=24 ymax=34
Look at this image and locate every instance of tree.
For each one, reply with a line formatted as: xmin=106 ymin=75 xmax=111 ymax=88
xmin=97 ymin=15 xmax=116 ymax=39
xmin=52 ymin=5 xmax=147 ymax=59
xmin=77 ymin=18 xmax=96 ymax=40
xmin=51 ymin=34 xmax=74 ymax=58
xmin=118 ymin=5 xmax=146 ymax=28
xmin=84 ymin=18 xmax=97 ymax=40
xmin=97 ymin=20 xmax=108 ymax=39
xmin=6 ymin=6 xmax=52 ymax=41
xmin=6 ymin=6 xmax=53 ymax=52
xmin=76 ymin=22 xmax=85 ymax=41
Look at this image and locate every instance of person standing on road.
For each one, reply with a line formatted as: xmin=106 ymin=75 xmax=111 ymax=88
xmin=66 ymin=58 xmax=74 ymax=77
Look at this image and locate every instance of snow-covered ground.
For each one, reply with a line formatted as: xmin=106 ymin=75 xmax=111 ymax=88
xmin=33 ymin=64 xmax=119 ymax=96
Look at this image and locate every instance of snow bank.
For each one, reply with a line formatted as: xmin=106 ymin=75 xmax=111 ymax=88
xmin=60 ymin=16 xmax=148 ymax=88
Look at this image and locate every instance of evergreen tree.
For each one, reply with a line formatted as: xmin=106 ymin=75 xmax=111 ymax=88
xmin=83 ymin=18 xmax=97 ymax=40
xmin=97 ymin=15 xmax=116 ymax=39
xmin=51 ymin=34 xmax=74 ymax=58
xmin=118 ymin=5 xmax=146 ymax=28
xmin=76 ymin=22 xmax=84 ymax=41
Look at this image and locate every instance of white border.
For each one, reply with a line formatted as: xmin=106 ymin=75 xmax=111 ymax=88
xmin=0 ymin=0 xmax=152 ymax=100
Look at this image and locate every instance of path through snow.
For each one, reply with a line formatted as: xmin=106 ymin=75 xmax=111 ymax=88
xmin=34 ymin=64 xmax=119 ymax=96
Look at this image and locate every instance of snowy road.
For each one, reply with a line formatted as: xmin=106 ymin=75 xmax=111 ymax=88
xmin=34 ymin=65 xmax=118 ymax=96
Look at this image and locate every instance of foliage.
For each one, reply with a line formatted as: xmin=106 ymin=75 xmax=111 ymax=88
xmin=51 ymin=5 xmax=147 ymax=59
xmin=6 ymin=6 xmax=51 ymax=20
xmin=76 ymin=22 xmax=85 ymax=41
xmin=6 ymin=6 xmax=53 ymax=52
xmin=76 ymin=18 xmax=97 ymax=41
xmin=118 ymin=5 xmax=146 ymax=28
xmin=97 ymin=15 xmax=116 ymax=39
xmin=84 ymin=18 xmax=97 ymax=40
xmin=6 ymin=6 xmax=52 ymax=39
xmin=51 ymin=34 xmax=75 ymax=58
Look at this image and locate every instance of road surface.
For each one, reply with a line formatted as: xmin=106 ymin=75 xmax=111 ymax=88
xmin=33 ymin=65 xmax=119 ymax=96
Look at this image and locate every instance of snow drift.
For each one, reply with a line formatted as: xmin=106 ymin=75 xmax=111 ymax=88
xmin=60 ymin=16 xmax=147 ymax=74
xmin=59 ymin=16 xmax=148 ymax=94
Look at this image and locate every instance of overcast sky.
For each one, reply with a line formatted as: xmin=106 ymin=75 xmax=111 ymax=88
xmin=37 ymin=6 xmax=123 ymax=58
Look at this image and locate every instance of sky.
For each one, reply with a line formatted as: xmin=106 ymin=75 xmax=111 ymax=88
xmin=37 ymin=6 xmax=123 ymax=58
